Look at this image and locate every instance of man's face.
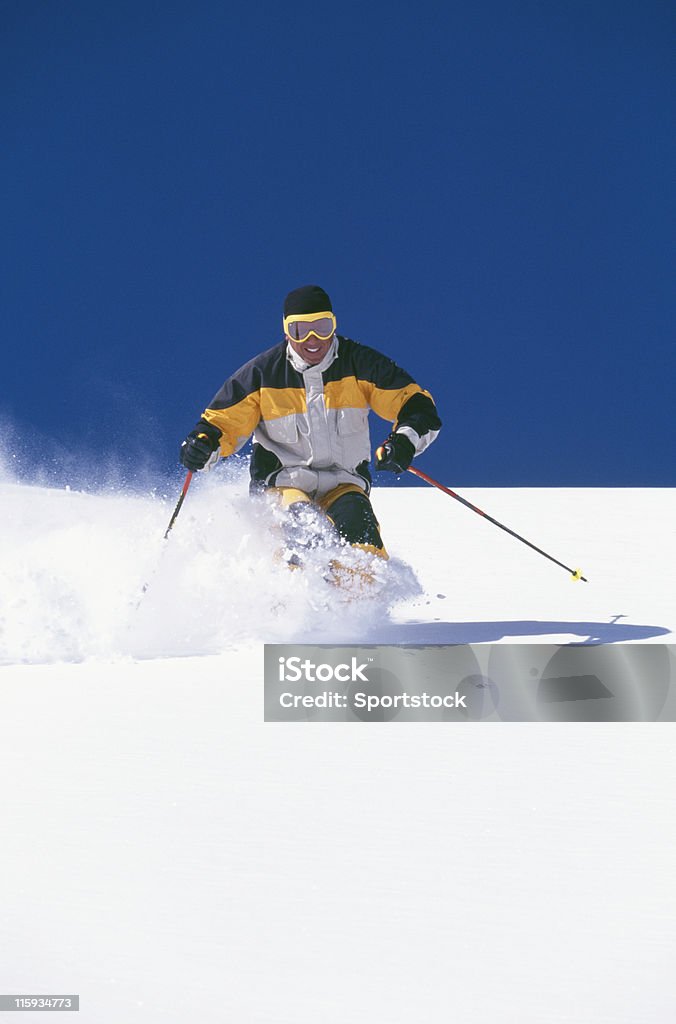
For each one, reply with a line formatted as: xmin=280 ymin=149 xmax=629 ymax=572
xmin=286 ymin=331 xmax=334 ymax=366
xmin=284 ymin=312 xmax=335 ymax=366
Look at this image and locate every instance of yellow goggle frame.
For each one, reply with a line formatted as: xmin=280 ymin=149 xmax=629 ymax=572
xmin=283 ymin=310 xmax=337 ymax=343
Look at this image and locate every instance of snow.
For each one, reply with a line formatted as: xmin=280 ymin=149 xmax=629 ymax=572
xmin=1 ymin=469 xmax=675 ymax=1021
xmin=2 ymin=472 xmax=674 ymax=661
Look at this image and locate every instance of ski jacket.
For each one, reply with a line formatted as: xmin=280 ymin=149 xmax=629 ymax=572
xmin=199 ymin=335 xmax=441 ymax=498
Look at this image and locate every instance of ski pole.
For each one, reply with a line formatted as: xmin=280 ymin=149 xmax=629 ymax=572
xmin=407 ymin=466 xmax=587 ymax=582
xmin=164 ymin=470 xmax=194 ymax=539
xmin=133 ymin=471 xmax=195 ymax=612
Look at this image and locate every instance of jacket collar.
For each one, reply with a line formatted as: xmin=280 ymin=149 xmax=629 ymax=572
xmin=286 ymin=335 xmax=339 ymax=374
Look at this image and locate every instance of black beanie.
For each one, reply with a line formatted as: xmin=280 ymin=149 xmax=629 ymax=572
xmin=283 ymin=285 xmax=333 ymax=317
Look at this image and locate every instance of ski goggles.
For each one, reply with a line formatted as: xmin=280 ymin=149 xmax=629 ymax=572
xmin=283 ymin=311 xmax=336 ymax=343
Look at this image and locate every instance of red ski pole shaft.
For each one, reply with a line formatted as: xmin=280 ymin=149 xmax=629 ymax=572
xmin=133 ymin=471 xmax=194 ymax=611
xmin=407 ymin=466 xmax=587 ymax=582
xmin=164 ymin=471 xmax=193 ymax=539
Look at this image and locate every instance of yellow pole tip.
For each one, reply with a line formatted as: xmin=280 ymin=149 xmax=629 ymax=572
xmin=571 ymin=568 xmax=583 ymax=581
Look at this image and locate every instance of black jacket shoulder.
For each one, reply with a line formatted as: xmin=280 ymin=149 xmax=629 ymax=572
xmin=208 ymin=341 xmax=300 ymax=410
xmin=328 ymin=336 xmax=416 ymax=391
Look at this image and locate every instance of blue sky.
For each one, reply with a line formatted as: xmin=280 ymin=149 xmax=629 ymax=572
xmin=2 ymin=0 xmax=673 ymax=487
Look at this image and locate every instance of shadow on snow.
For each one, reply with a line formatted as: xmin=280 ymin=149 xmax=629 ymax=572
xmin=367 ymin=619 xmax=672 ymax=645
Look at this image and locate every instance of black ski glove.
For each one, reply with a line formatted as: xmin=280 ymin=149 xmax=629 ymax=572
xmin=375 ymin=432 xmax=415 ymax=473
xmin=180 ymin=421 xmax=222 ymax=471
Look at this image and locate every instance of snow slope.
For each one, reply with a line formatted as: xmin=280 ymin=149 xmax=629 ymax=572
xmin=1 ymin=472 xmax=675 ymax=1022
xmin=1 ymin=471 xmax=674 ymax=662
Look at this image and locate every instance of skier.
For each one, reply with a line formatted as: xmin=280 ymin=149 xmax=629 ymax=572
xmin=179 ymin=285 xmax=441 ymax=564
